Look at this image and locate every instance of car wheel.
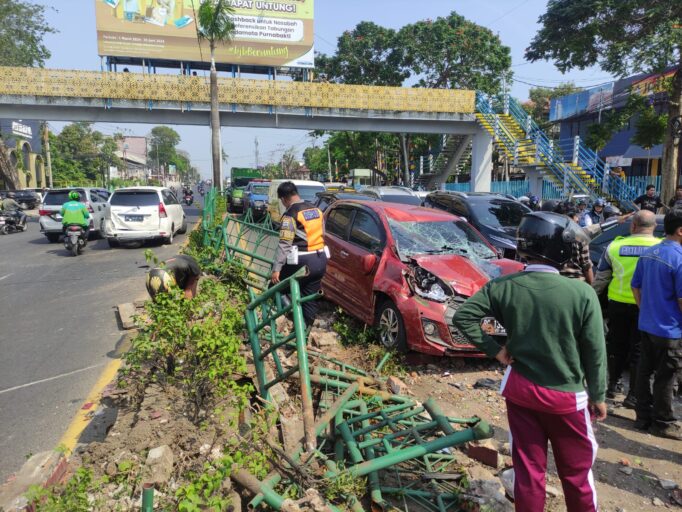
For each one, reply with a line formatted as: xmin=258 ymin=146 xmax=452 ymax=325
xmin=164 ymin=226 xmax=174 ymax=245
xmin=178 ymin=217 xmax=187 ymax=234
xmin=375 ymin=299 xmax=407 ymax=352
xmin=46 ymin=233 xmax=60 ymax=243
xmin=107 ymin=238 xmax=120 ymax=248
xmin=0 ymin=225 xmax=8 ymax=235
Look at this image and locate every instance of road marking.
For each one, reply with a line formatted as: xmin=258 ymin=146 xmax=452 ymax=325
xmin=0 ymin=363 xmax=105 ymax=396
xmin=0 ymin=273 xmax=14 ymax=282
xmin=57 ymin=358 xmax=122 ymax=453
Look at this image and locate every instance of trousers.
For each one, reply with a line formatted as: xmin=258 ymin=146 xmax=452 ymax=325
xmin=507 ymin=400 xmax=598 ymax=512
xmin=279 ymin=252 xmax=328 ymax=327
xmin=635 ymin=332 xmax=682 ymax=426
xmin=606 ymin=300 xmax=641 ymax=387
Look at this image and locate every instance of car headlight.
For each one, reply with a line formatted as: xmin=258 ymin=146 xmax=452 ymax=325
xmin=405 ymin=264 xmax=453 ymax=303
xmin=422 ymin=320 xmax=437 ymax=335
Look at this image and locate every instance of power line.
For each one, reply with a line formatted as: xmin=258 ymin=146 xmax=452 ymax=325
xmin=487 ymin=0 xmax=532 ymax=26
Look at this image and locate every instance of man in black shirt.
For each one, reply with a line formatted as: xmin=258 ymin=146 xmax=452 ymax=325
xmin=668 ymin=186 xmax=682 ymax=210
xmin=634 ymin=185 xmax=664 ymax=213
xmin=146 ymin=254 xmax=201 ymax=300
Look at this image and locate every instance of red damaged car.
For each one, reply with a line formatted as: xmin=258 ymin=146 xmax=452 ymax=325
xmin=321 ymin=201 xmax=524 ymax=357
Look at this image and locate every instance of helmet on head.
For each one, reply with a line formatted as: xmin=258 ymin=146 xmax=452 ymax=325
xmin=7 ymin=191 xmax=15 ymax=198
xmin=517 ymin=212 xmax=588 ymax=266
xmin=529 ymin=195 xmax=539 ymax=205
xmin=145 ymin=268 xmax=177 ymax=300
xmin=69 ymin=190 xmax=80 ymax=201
xmin=603 ymin=204 xmax=621 ymax=219
xmin=540 ymin=199 xmax=560 ymax=212
xmin=593 ymin=198 xmax=606 ymax=208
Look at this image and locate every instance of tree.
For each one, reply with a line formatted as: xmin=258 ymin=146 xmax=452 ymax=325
xmin=149 ymin=126 xmax=181 ymax=169
xmin=0 ymin=0 xmax=56 ymax=67
xmin=197 ymin=0 xmax=235 ymax=191
xmin=526 ymin=0 xmax=682 ymax=202
xmin=280 ymin=147 xmax=299 ymax=178
xmin=632 ymin=106 xmax=668 ymax=174
xmin=399 ymin=12 xmax=512 ymax=94
xmin=316 ymin=22 xmax=409 ymax=86
xmin=303 ymin=146 xmax=330 ymax=176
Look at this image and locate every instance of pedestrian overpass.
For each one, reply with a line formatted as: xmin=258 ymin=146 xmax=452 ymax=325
xmin=0 ymin=66 xmax=638 ymax=208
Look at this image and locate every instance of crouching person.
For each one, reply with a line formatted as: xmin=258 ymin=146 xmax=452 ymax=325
xmin=453 ymin=212 xmax=607 ymax=512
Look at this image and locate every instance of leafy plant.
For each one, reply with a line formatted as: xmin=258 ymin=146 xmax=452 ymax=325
xmin=26 ymin=468 xmax=100 ymax=512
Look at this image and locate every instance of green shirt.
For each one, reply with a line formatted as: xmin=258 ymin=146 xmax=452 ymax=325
xmin=453 ymin=270 xmax=607 ymax=402
xmin=60 ymin=200 xmax=90 ymax=227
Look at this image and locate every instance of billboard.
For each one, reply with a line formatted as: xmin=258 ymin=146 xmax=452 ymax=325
xmin=95 ymin=0 xmax=315 ymax=68
xmin=549 ymin=83 xmax=613 ymax=122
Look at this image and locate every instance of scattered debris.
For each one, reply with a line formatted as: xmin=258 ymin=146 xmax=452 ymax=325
xmin=659 ymin=479 xmax=678 ymax=490
xmin=619 ymin=466 xmax=633 ymax=475
xmin=386 ymin=375 xmax=409 ymax=395
xmin=145 ymin=445 xmax=174 ymax=485
xmin=652 ymin=497 xmax=665 ymax=507
xmin=474 ymin=378 xmax=501 ymax=390
xmin=116 ymin=302 xmax=139 ymax=330
xmin=467 ymin=439 xmax=500 ymax=468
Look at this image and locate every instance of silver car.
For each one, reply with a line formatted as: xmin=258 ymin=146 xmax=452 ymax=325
xmin=39 ymin=188 xmax=111 ymax=243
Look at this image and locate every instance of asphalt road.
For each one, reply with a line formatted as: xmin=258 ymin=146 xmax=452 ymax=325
xmin=0 ymin=205 xmax=200 ymax=482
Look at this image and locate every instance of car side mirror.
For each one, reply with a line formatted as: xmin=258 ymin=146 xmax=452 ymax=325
xmin=362 ymin=253 xmax=377 ymax=274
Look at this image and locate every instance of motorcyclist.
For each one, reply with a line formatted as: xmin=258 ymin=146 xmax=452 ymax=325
xmin=1 ymin=192 xmax=28 ymax=226
xmin=60 ymin=190 xmax=91 ymax=238
xmin=528 ymin=195 xmax=541 ymax=211
xmin=583 ymin=198 xmax=606 ymax=226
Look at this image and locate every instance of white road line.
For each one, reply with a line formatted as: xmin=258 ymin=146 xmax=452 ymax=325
xmin=0 ymin=273 xmax=14 ymax=282
xmin=0 ymin=363 xmax=105 ymax=396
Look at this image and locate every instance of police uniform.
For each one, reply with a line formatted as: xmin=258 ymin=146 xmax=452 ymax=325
xmin=273 ymin=200 xmax=328 ymax=326
xmin=594 ymin=234 xmax=661 ymax=400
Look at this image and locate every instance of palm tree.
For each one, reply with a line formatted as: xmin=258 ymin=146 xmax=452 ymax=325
xmin=197 ymin=0 xmax=235 ymax=191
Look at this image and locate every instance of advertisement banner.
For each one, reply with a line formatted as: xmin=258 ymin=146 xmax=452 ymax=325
xmin=95 ymin=0 xmax=315 ymax=68
xmin=549 ymin=83 xmax=613 ymax=122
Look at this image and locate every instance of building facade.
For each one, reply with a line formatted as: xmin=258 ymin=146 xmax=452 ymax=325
xmin=0 ymin=119 xmax=48 ymax=189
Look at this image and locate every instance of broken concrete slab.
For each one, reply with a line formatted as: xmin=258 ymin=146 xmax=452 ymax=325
xmin=144 ymin=445 xmax=174 ymax=485
xmin=309 ymin=328 xmax=338 ymax=348
xmin=467 ymin=439 xmax=500 ymax=468
xmin=0 ymin=451 xmax=67 ymax=511
xmin=117 ymin=303 xmax=138 ymax=330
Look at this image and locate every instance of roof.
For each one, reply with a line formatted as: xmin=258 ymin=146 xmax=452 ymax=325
xmin=361 ymin=186 xmax=418 ymax=196
xmin=113 ymin=186 xmax=167 ymax=192
xmin=348 ymin=201 xmax=460 ymax=223
xmin=269 ymin=179 xmax=325 ymax=186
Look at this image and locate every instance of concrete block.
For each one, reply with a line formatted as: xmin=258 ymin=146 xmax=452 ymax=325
xmin=0 ymin=451 xmax=65 ymax=511
xmin=117 ymin=303 xmax=137 ymax=330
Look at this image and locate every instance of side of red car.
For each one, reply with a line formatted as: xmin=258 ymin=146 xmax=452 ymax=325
xmin=321 ymin=201 xmax=524 ymax=357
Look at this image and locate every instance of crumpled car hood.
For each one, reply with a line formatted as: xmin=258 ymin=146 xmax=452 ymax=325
xmin=411 ymin=254 xmax=523 ymax=296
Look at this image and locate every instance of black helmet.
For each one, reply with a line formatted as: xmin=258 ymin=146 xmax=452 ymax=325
xmin=517 ymin=212 xmax=589 ymax=266
xmin=540 ymin=199 xmax=561 ymax=212
xmin=603 ymin=204 xmax=621 ymax=219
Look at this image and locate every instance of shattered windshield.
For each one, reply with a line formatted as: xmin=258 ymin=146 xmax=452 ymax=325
xmin=251 ymin=185 xmax=269 ymax=195
xmin=388 ymin=219 xmax=497 ymax=260
xmin=469 ymin=200 xmax=530 ymax=229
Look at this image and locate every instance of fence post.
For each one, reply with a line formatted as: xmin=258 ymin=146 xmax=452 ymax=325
xmin=572 ymin=136 xmax=580 ymax=166
xmin=525 ymin=115 xmax=532 ymax=134
xmin=513 ymin=140 xmax=519 ymax=167
xmin=503 ymin=93 xmax=510 ymax=115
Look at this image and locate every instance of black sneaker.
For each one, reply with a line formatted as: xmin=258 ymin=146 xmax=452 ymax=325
xmin=634 ymin=418 xmax=651 ymax=431
xmin=622 ymin=394 xmax=637 ymax=410
xmin=650 ymin=423 xmax=682 ymax=441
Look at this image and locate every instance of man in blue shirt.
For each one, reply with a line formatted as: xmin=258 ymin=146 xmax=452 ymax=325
xmin=631 ymin=208 xmax=682 ymax=440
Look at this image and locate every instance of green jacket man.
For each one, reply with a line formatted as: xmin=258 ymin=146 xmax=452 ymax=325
xmin=61 ymin=191 xmax=90 ymax=228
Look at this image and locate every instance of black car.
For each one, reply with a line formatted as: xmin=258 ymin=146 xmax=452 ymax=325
xmin=0 ymin=190 xmax=40 ymax=210
xmin=314 ymin=191 xmax=378 ymax=212
xmin=589 ymin=215 xmax=665 ymax=265
xmin=424 ymin=191 xmax=531 ymax=259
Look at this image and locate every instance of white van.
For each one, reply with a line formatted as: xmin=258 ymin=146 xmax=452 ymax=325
xmin=267 ymin=179 xmax=325 ymax=225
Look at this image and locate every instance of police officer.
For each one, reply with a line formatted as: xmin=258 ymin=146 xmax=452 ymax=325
xmin=271 ymin=182 xmax=328 ymax=327
xmin=593 ymin=210 xmax=660 ymax=407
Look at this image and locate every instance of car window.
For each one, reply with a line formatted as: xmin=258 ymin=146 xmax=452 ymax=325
xmin=469 ymin=200 xmax=530 ymax=228
xmin=110 ymin=191 xmax=159 ymax=207
xmin=380 ymin=194 xmax=422 ymax=206
xmin=349 ymin=211 xmax=383 ymax=251
xmin=162 ymin=190 xmax=178 ymax=205
xmin=326 ymin=207 xmax=354 ymax=240
xmin=89 ymin=192 xmax=99 ymax=203
xmin=297 ymin=185 xmax=326 ymax=203
xmin=317 ymin=198 xmax=330 ymax=212
xmin=43 ymin=190 xmax=86 ymax=205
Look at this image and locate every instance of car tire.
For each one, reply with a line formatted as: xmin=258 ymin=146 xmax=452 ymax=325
xmin=164 ymin=226 xmax=174 ymax=245
xmin=46 ymin=233 xmax=60 ymax=243
xmin=178 ymin=218 xmax=187 ymax=234
xmin=0 ymin=225 xmax=8 ymax=235
xmin=107 ymin=238 xmax=120 ymax=248
xmin=375 ymin=299 xmax=408 ymax=352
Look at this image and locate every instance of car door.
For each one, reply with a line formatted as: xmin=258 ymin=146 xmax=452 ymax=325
xmin=162 ymin=190 xmax=183 ymax=232
xmin=335 ymin=208 xmax=385 ymax=323
xmin=322 ymin=206 xmax=355 ymax=305
xmin=87 ymin=191 xmax=105 ymax=230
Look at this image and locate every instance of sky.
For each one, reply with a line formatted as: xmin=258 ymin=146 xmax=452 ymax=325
xmin=39 ymin=0 xmax=612 ymax=178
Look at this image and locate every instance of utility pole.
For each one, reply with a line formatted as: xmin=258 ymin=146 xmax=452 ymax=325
xmin=254 ymin=137 xmax=260 ymax=169
xmin=327 ymin=145 xmax=332 ymax=182
xmin=42 ymin=123 xmax=53 ymax=188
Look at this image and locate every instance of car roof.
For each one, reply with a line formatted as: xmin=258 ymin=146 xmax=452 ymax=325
xmin=269 ymin=179 xmax=325 ymax=186
xmin=433 ymin=191 xmax=513 ymax=200
xmin=362 ymin=186 xmax=418 ymax=196
xmin=112 ymin=187 xmax=166 ymax=192
xmin=338 ymin=200 xmax=460 ymax=222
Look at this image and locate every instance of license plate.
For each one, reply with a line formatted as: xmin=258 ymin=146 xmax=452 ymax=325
xmin=481 ymin=317 xmax=506 ymax=336
xmin=125 ymin=215 xmax=143 ymax=222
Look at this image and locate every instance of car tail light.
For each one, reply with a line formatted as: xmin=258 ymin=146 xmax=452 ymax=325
xmin=159 ymin=202 xmax=168 ymax=218
xmin=39 ymin=209 xmax=49 ymax=216
xmin=87 ymin=202 xmax=94 ymax=213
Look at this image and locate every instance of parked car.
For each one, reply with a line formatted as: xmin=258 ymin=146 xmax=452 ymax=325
xmin=1 ymin=189 xmax=40 ymax=210
xmin=589 ymin=215 xmax=665 ymax=266
xmin=314 ymin=191 xmax=378 ymax=212
xmin=322 ymin=201 xmax=524 ymax=357
xmin=105 ymin=187 xmax=186 ymax=247
xmin=360 ymin=186 xmax=423 ymax=206
xmin=267 ymin=179 xmax=326 ymax=225
xmin=242 ymin=180 xmax=271 ymax=218
xmin=424 ymin=191 xmax=531 ymax=259
xmin=39 ymin=188 xmax=110 ymax=243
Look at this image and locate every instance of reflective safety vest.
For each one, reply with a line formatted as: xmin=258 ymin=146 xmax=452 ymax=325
xmin=607 ymin=235 xmax=661 ymax=304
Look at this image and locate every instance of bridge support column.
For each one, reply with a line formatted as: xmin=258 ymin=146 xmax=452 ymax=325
xmin=526 ymin=168 xmax=544 ymax=199
xmin=470 ymin=129 xmax=493 ymax=192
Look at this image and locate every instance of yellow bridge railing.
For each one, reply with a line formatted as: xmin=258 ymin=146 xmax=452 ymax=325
xmin=0 ymin=66 xmax=475 ymax=114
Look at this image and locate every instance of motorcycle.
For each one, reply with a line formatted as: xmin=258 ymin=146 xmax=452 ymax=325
xmin=184 ymin=194 xmax=193 ymax=205
xmin=0 ymin=210 xmax=27 ymax=235
xmin=63 ymin=224 xmax=87 ymax=256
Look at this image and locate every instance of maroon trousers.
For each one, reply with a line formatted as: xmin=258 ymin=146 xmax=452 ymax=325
xmin=507 ymin=400 xmax=598 ymax=512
